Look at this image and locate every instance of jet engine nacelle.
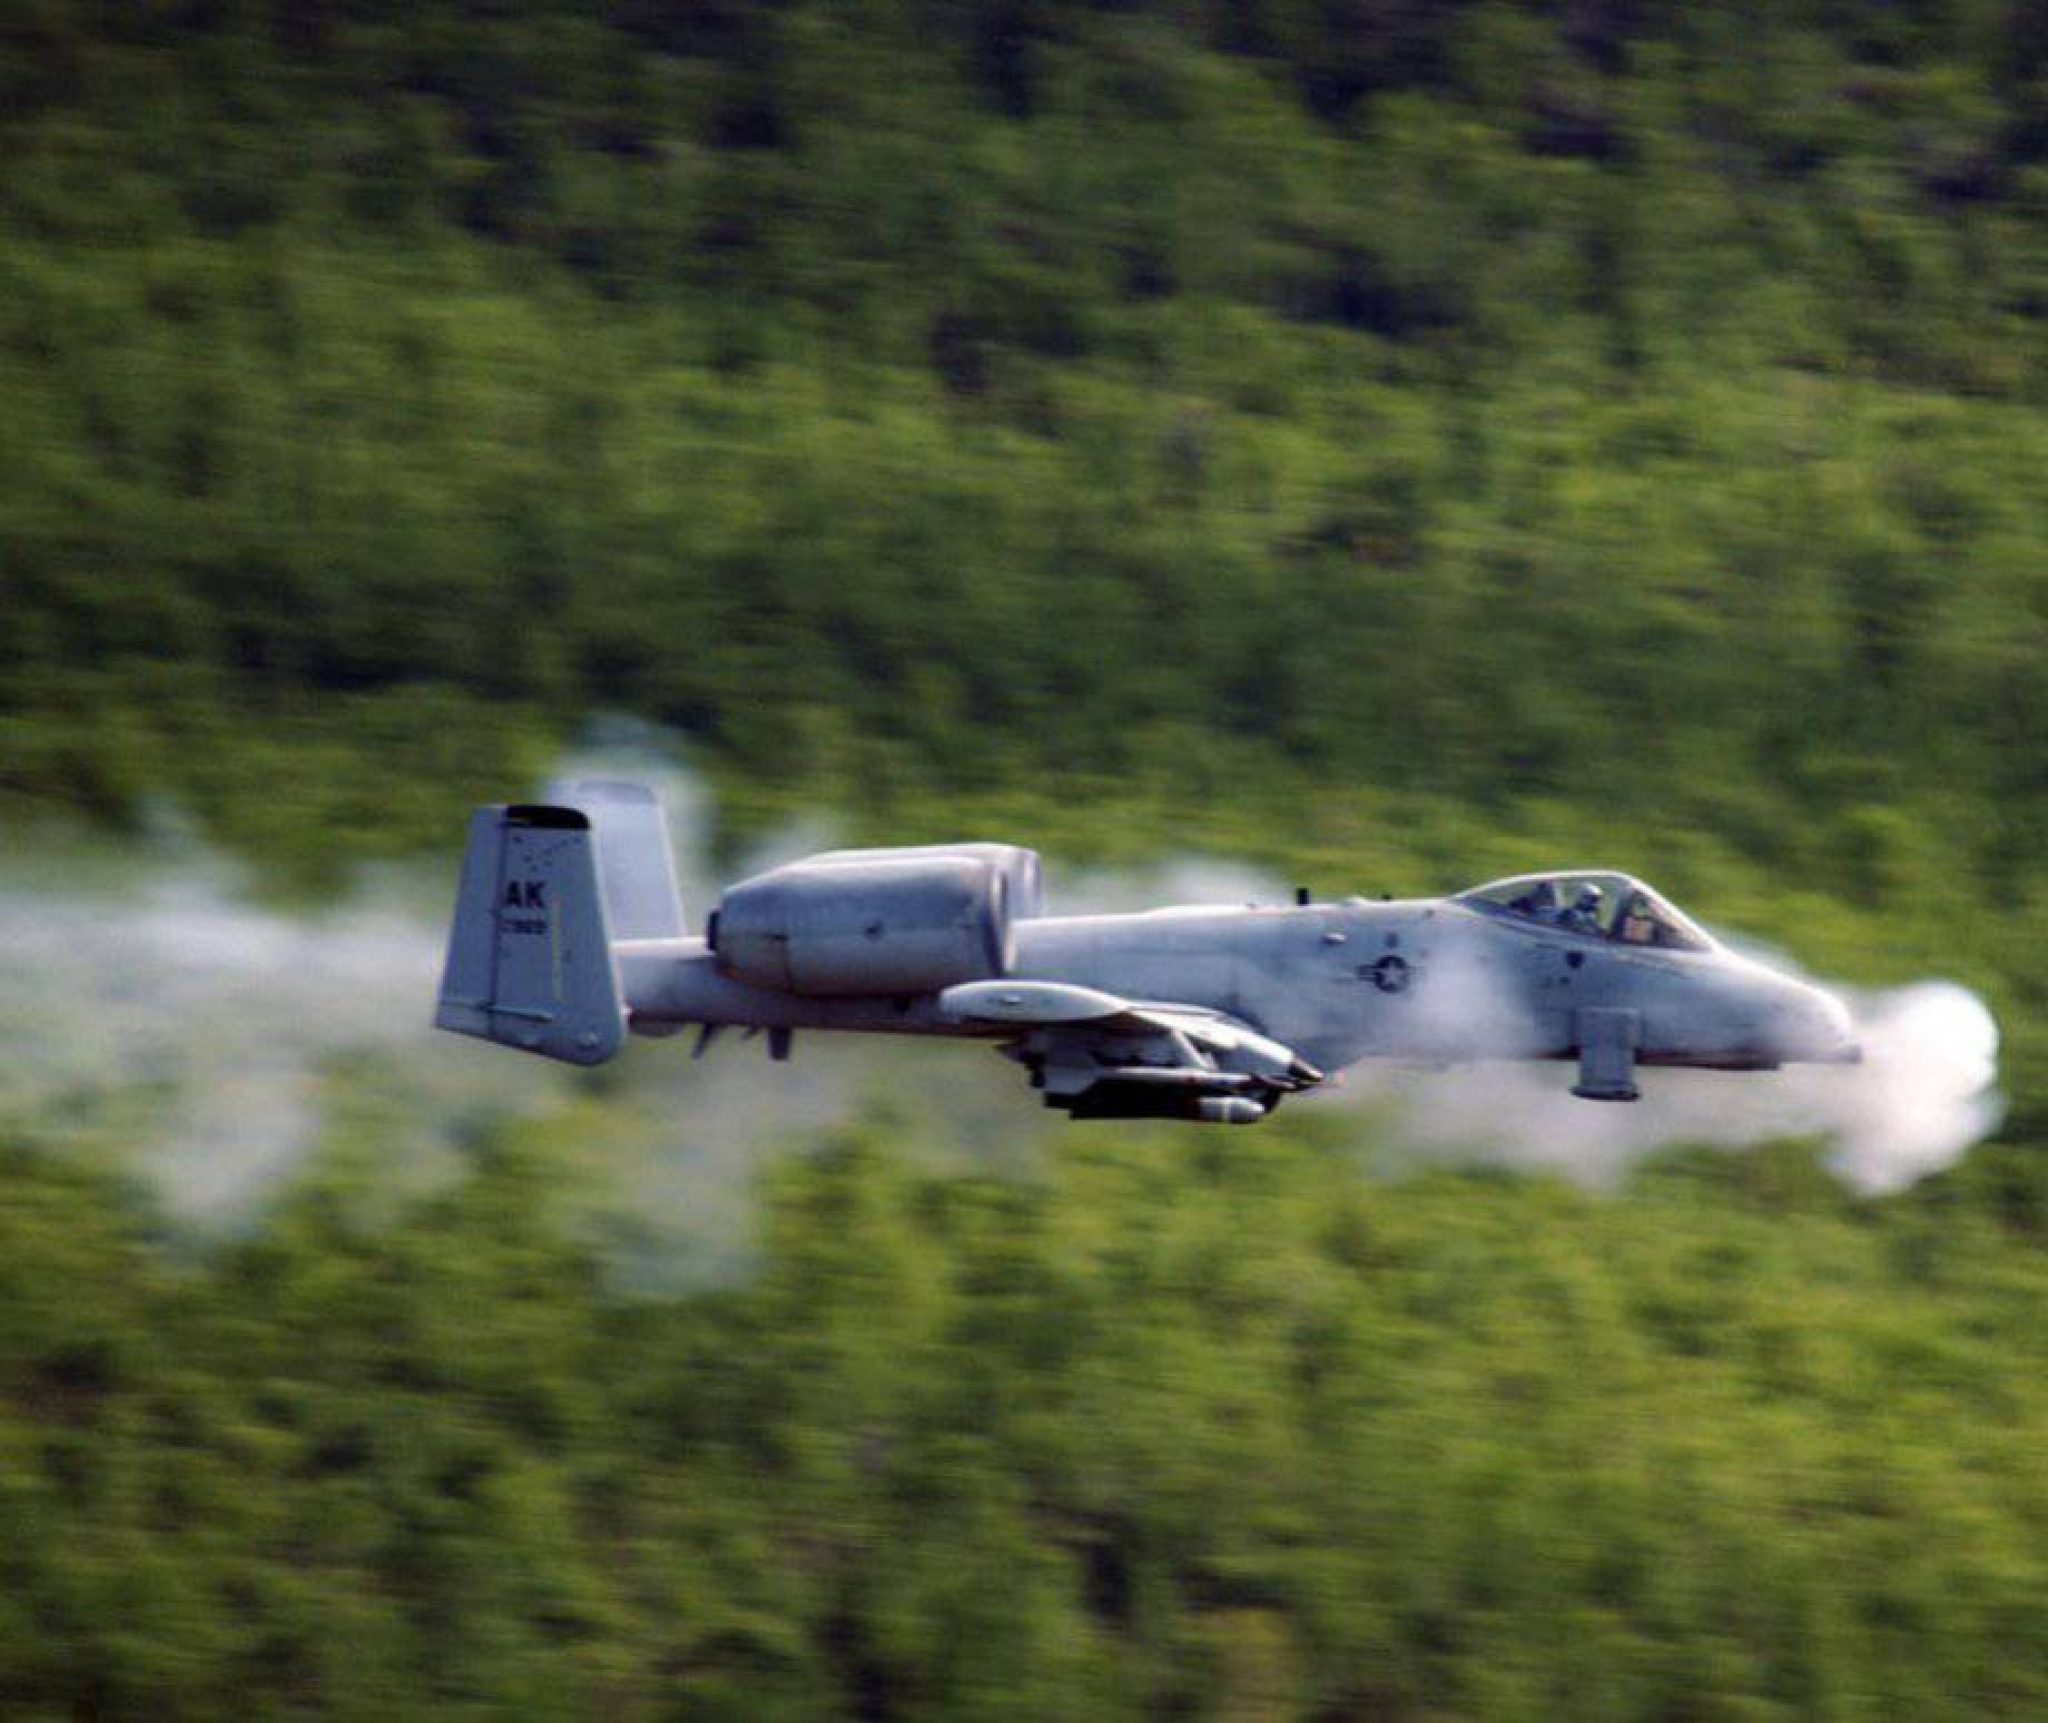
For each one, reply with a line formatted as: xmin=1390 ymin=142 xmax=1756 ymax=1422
xmin=801 ymin=843 xmax=1044 ymax=921
xmin=709 ymin=847 xmax=1037 ymax=996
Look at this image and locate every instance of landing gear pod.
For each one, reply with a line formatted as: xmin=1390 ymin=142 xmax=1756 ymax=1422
xmin=1572 ymin=1007 xmax=1641 ymax=1102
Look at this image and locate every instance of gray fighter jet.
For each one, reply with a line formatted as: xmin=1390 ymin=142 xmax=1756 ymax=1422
xmin=436 ymin=782 xmax=1860 ymax=1121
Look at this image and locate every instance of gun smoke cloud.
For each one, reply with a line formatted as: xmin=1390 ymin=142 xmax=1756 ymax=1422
xmin=0 ymin=861 xmax=452 ymax=1222
xmin=1342 ymin=979 xmax=2002 ymax=1196
xmin=0 ymin=735 xmax=2006 ymax=1246
xmin=0 ymin=737 xmax=1024 ymax=1266
xmin=1052 ymin=856 xmax=2005 ymax=1194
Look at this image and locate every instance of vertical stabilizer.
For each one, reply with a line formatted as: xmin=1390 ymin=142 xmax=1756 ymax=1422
xmin=435 ymin=805 xmax=625 ymax=1065
xmin=547 ymin=778 xmax=686 ymax=941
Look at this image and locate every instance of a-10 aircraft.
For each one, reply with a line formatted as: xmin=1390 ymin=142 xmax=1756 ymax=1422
xmin=436 ymin=782 xmax=1860 ymax=1121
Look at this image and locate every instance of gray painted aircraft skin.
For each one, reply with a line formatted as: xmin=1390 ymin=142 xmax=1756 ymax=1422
xmin=436 ymin=782 xmax=1860 ymax=1122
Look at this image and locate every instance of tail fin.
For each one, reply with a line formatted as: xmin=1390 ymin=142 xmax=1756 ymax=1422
xmin=435 ymin=805 xmax=626 ymax=1065
xmin=547 ymin=778 xmax=686 ymax=941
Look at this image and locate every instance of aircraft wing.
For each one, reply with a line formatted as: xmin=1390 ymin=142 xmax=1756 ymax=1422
xmin=938 ymin=980 xmax=1322 ymax=1121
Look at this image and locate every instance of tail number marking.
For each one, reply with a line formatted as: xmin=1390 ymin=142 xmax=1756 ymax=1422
xmin=501 ymin=879 xmax=549 ymax=935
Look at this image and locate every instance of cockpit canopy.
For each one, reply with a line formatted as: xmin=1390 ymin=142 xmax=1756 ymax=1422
xmin=1455 ymin=871 xmax=1716 ymax=952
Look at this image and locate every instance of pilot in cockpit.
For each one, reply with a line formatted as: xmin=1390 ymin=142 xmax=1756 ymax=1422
xmin=1557 ymin=883 xmax=1605 ymax=933
xmin=1618 ymin=893 xmax=1658 ymax=944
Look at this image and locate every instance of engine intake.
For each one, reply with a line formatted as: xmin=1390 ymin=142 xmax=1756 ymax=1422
xmin=710 ymin=847 xmax=1033 ymax=996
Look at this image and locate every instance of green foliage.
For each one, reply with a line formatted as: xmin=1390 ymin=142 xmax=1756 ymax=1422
xmin=0 ymin=2 xmax=2040 ymax=876
xmin=0 ymin=9 xmax=2043 ymax=1709
xmin=1 ymin=1121 xmax=2044 ymax=1717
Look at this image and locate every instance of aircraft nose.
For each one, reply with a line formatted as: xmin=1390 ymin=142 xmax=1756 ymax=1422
xmin=1776 ymin=982 xmax=1861 ymax=1065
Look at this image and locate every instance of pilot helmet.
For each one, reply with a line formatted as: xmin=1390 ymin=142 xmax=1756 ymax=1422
xmin=1574 ymin=883 xmax=1604 ymax=909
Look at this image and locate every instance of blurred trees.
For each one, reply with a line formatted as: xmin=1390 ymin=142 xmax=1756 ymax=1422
xmin=0 ymin=1 xmax=2040 ymax=873
xmin=1 ymin=11 xmax=2044 ymax=1711
xmin=3 ymin=10 xmax=2046 ymax=1714
xmin=1 ymin=1118 xmax=2044 ymax=1716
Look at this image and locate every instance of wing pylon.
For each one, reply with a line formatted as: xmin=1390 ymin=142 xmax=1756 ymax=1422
xmin=938 ymin=980 xmax=1322 ymax=1123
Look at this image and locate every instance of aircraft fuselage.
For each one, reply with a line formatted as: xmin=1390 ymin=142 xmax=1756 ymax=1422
xmin=437 ymin=790 xmax=1859 ymax=1117
xmin=615 ymin=896 xmax=1855 ymax=1079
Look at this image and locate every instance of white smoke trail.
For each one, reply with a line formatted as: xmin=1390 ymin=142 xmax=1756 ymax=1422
xmin=0 ymin=736 xmax=1025 ymax=1254
xmin=1057 ymin=856 xmax=1295 ymax=916
xmin=1792 ymin=981 xmax=2001 ymax=1193
xmin=1325 ymin=978 xmax=2002 ymax=1196
xmin=0 ymin=856 xmax=553 ymax=1223
xmin=0 ymin=737 xmax=2004 ymax=1240
xmin=1044 ymin=857 xmax=2004 ymax=1191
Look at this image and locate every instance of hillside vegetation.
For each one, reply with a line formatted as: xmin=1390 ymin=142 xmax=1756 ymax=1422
xmin=0 ymin=4 xmax=2044 ymax=1714
xmin=5 ymin=1 xmax=2043 ymax=1051
xmin=4 ymin=2 xmax=2042 ymax=849
xmin=5 ymin=1118 xmax=2046 ymax=1718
